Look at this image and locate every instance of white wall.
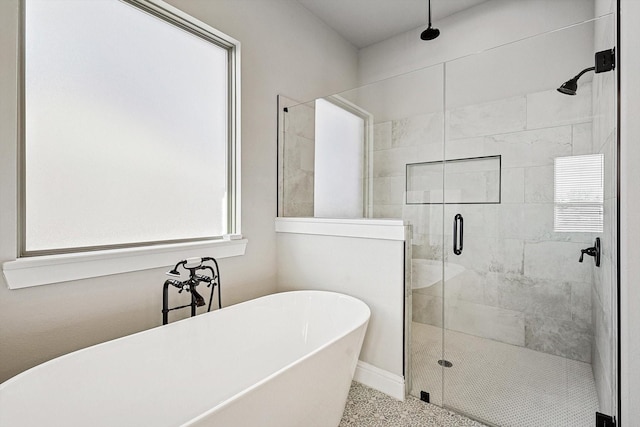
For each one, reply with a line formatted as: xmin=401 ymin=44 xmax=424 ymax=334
xmin=277 ymin=232 xmax=405 ymax=376
xmin=0 ymin=0 xmax=358 ymax=382
xmin=358 ymin=0 xmax=597 ymax=86
xmin=275 ymin=220 xmax=408 ymax=398
xmin=619 ymin=0 xmax=640 ymax=423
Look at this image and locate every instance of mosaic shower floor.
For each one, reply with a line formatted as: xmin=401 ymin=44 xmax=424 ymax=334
xmin=411 ymin=322 xmax=599 ymax=426
xmin=340 ymin=381 xmax=486 ymax=427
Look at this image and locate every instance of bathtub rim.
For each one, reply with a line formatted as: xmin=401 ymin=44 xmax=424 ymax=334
xmin=0 ymin=290 xmax=370 ymax=389
xmin=0 ymin=290 xmax=370 ymax=425
xmin=182 ymin=289 xmax=370 ymax=426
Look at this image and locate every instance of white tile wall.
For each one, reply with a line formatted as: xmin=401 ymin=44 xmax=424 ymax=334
xmin=572 ymin=122 xmax=593 ymax=155
xmin=448 ymin=96 xmax=526 ymax=139
xmin=372 ymin=204 xmax=403 ymax=219
xmin=284 ymin=102 xmax=315 ymax=140
xmin=501 ymin=167 xmax=525 ymax=203
xmin=524 ymin=165 xmax=554 ymax=203
xmin=485 ymin=126 xmax=573 ymax=168
xmin=282 ymin=105 xmax=316 ymax=217
xmin=372 ymin=176 xmax=405 ymax=205
xmin=524 ymin=315 xmax=592 ymax=362
xmin=485 ymin=273 xmax=572 ymax=320
xmin=373 ymin=121 xmax=392 ymax=151
xmin=443 ymin=136 xmax=486 ymax=160
xmin=373 ymin=146 xmax=417 ymax=178
xmin=441 ymin=269 xmax=485 ymax=302
xmin=392 ymin=112 xmax=443 ymax=148
xmin=524 ymin=240 xmax=593 ymax=283
xmin=571 ymin=281 xmax=592 ymax=326
xmin=526 ymin=84 xmax=592 ymax=129
xmin=445 ymin=298 xmax=525 ymax=347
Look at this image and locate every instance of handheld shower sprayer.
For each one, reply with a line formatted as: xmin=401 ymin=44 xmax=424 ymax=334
xmin=166 ymin=262 xmax=184 ymax=277
xmin=162 ymin=257 xmax=222 ymax=325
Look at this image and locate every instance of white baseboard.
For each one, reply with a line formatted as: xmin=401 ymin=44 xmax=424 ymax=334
xmin=354 ymin=361 xmax=405 ymax=401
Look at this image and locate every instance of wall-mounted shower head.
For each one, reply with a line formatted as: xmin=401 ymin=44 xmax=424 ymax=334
xmin=557 ymin=67 xmax=594 ymax=96
xmin=420 ymin=0 xmax=440 ymax=41
xmin=557 ymin=49 xmax=615 ymax=96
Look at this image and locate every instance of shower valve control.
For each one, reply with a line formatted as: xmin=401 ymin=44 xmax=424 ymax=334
xmin=579 ymin=237 xmax=600 ymax=267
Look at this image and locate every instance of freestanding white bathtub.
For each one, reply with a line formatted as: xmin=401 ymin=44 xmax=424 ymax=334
xmin=0 ymin=290 xmax=370 ymax=427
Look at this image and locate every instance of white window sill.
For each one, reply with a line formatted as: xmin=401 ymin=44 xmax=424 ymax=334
xmin=2 ymin=238 xmax=248 ymax=289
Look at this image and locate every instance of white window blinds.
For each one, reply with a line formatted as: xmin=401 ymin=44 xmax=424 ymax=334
xmin=554 ymin=154 xmax=604 ymax=233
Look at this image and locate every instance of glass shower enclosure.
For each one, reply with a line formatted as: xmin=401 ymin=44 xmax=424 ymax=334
xmin=278 ymin=13 xmax=617 ymax=427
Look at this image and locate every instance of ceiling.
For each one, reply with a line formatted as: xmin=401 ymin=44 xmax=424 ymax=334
xmin=296 ymin=0 xmax=489 ymax=49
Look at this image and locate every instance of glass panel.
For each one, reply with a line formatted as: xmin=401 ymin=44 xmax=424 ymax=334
xmin=337 ymin=64 xmax=448 ymax=405
xmin=442 ymin=15 xmax=617 ymax=426
xmin=279 ymin=63 xmax=446 ymax=222
xmin=25 ymin=0 xmax=229 ymax=251
xmin=280 ymin=98 xmax=317 ymax=217
xmin=280 ymin=96 xmax=368 ymax=218
xmin=278 ymin=63 xmax=447 ymax=403
xmin=407 ymin=156 xmax=501 ymax=204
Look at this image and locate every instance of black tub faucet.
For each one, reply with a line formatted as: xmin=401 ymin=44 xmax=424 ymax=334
xmin=162 ymin=257 xmax=221 ymax=325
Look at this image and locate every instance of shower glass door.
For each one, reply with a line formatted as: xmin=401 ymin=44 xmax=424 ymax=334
xmin=277 ymin=12 xmax=618 ymax=424
xmin=440 ymin=14 xmax=617 ymax=426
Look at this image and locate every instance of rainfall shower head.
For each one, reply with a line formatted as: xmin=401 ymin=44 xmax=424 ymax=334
xmin=557 ymin=67 xmax=594 ymax=96
xmin=420 ymin=0 xmax=440 ymax=41
xmin=420 ymin=26 xmax=440 ymax=41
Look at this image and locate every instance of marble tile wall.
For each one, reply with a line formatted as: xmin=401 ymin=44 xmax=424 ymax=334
xmin=282 ymin=103 xmax=315 ymax=217
xmin=373 ymin=84 xmax=599 ymax=363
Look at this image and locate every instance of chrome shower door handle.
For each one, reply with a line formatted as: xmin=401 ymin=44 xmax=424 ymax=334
xmin=453 ymin=214 xmax=463 ymax=256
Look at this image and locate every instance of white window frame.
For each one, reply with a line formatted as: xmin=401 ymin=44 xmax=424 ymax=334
xmin=553 ymin=154 xmax=604 ymax=233
xmin=2 ymin=0 xmax=245 ymax=289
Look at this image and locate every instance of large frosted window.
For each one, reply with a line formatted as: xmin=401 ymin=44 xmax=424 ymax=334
xmin=554 ymin=154 xmax=604 ymax=233
xmin=24 ymin=0 xmax=235 ymax=253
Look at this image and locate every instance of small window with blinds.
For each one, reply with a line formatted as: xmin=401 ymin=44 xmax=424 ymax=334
xmin=554 ymin=154 xmax=604 ymax=233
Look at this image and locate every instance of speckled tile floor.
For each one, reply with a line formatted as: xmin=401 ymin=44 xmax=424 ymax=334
xmin=339 ymin=381 xmax=487 ymax=427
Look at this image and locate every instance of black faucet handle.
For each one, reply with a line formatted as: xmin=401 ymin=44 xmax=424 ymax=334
xmin=194 ymin=274 xmax=212 ymax=284
xmin=578 ymin=238 xmax=601 ymax=267
xmin=165 ymin=279 xmax=184 ymax=289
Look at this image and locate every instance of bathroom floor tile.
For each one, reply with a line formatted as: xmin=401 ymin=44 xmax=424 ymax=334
xmin=410 ymin=322 xmax=599 ymax=426
xmin=340 ymin=381 xmax=486 ymax=427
